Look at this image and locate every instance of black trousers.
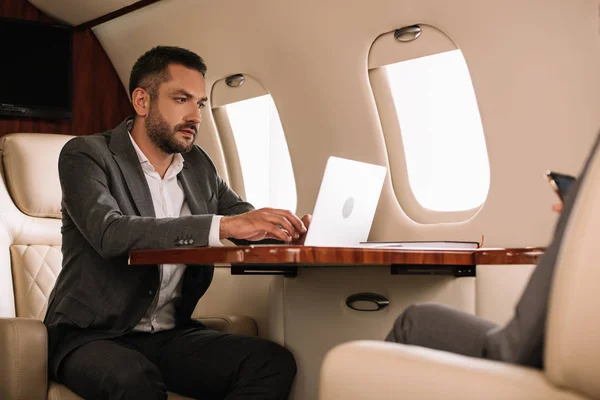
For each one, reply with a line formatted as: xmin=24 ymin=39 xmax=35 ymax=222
xmin=57 ymin=327 xmax=296 ymax=400
xmin=386 ymin=303 xmax=498 ymax=358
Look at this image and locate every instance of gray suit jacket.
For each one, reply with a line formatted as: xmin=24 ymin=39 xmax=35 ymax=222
xmin=44 ymin=117 xmax=254 ymax=378
xmin=485 ymin=133 xmax=600 ymax=368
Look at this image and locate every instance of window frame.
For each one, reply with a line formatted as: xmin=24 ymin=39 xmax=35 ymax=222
xmin=368 ymin=25 xmax=490 ymax=223
xmin=210 ymin=74 xmax=298 ymax=212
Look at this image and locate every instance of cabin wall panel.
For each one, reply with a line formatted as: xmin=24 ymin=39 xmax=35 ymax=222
xmin=92 ymin=0 xmax=600 ymax=248
xmin=0 ymin=0 xmax=132 ymax=137
xmin=283 ymin=268 xmax=475 ymax=400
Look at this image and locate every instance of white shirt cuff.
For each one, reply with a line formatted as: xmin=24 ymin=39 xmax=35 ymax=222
xmin=208 ymin=215 xmax=224 ymax=247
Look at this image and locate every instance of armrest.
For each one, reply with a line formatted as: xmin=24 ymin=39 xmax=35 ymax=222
xmin=196 ymin=316 xmax=258 ymax=337
xmin=0 ymin=318 xmax=48 ymax=400
xmin=319 ymin=341 xmax=582 ymax=400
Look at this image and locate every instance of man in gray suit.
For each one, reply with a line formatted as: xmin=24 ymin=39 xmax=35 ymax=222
xmin=387 ymin=133 xmax=600 ymax=368
xmin=44 ymin=46 xmax=310 ymax=400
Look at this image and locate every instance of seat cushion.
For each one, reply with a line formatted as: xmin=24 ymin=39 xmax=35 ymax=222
xmin=319 ymin=341 xmax=583 ymax=400
xmin=48 ymin=382 xmax=195 ymax=399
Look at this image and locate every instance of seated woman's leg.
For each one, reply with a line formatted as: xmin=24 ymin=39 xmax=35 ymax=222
xmin=386 ymin=302 xmax=498 ymax=358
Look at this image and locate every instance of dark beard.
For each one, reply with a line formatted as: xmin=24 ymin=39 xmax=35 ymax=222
xmin=145 ymin=103 xmax=196 ymax=154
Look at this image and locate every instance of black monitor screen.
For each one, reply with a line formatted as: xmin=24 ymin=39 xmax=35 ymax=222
xmin=0 ymin=18 xmax=72 ymax=116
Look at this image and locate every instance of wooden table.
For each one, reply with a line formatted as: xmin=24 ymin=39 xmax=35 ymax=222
xmin=129 ymin=245 xmax=545 ymax=277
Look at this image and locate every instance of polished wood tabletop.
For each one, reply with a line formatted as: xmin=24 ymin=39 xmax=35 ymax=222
xmin=129 ymin=245 xmax=545 ymax=266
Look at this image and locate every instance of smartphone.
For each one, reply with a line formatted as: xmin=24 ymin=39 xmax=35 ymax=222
xmin=545 ymin=170 xmax=576 ymax=203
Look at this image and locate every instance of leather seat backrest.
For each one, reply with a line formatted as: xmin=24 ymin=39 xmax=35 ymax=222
xmin=545 ymin=140 xmax=600 ymax=399
xmin=0 ymin=133 xmax=74 ymax=320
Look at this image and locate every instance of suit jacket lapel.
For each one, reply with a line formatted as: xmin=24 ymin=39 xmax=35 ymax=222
xmin=109 ymin=118 xmax=156 ymax=217
xmin=178 ymin=161 xmax=209 ymax=215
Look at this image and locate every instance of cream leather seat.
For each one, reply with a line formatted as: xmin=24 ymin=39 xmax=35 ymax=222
xmin=319 ymin=147 xmax=600 ymax=399
xmin=0 ymin=133 xmax=257 ymax=400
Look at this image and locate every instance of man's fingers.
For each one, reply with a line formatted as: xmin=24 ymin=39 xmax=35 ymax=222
xmin=264 ymin=214 xmax=300 ymax=238
xmin=259 ymin=222 xmax=292 ymax=242
xmin=245 ymin=208 xmax=308 ymax=242
xmin=263 ymin=208 xmax=306 ymax=234
xmin=301 ymin=214 xmax=312 ymax=229
xmin=264 ymin=231 xmax=288 ymax=241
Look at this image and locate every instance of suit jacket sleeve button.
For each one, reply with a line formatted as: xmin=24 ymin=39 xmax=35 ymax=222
xmin=189 ymin=239 xmax=194 ymax=244
xmin=148 ymin=290 xmax=154 ymax=295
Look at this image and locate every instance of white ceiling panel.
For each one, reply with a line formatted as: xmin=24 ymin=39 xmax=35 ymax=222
xmin=28 ymin=0 xmax=139 ymax=26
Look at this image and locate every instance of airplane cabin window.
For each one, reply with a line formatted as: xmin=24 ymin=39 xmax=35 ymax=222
xmin=211 ymin=76 xmax=297 ymax=213
xmin=225 ymin=95 xmax=297 ymax=211
xmin=386 ymin=50 xmax=490 ymax=212
xmin=369 ymin=26 xmax=490 ymax=223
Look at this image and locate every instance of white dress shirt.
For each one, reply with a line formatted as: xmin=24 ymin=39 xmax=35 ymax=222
xmin=129 ymin=133 xmax=222 ymax=332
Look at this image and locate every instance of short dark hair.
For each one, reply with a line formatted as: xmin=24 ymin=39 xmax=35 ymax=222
xmin=128 ymin=45 xmax=207 ymax=99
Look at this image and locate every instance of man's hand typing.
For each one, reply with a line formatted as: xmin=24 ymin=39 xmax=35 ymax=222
xmin=220 ymin=208 xmax=309 ymax=243
xmin=291 ymin=214 xmax=312 ymax=245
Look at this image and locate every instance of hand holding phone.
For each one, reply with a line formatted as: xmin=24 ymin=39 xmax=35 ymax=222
xmin=545 ymin=170 xmax=576 ymax=203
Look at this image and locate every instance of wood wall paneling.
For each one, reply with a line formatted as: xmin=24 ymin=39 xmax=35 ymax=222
xmin=0 ymin=0 xmax=133 ymax=137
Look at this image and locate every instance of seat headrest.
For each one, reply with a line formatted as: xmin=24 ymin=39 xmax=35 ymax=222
xmin=0 ymin=133 xmax=74 ymax=219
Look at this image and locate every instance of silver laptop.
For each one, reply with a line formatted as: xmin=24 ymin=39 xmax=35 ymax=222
xmin=303 ymin=156 xmax=387 ymax=247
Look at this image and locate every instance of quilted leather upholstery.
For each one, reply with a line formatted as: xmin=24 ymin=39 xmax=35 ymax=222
xmin=11 ymin=245 xmax=62 ymax=320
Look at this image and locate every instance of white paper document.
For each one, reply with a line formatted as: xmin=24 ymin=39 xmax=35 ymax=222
xmin=357 ymin=241 xmax=479 ymax=250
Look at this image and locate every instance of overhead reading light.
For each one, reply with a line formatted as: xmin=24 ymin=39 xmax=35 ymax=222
xmin=226 ymin=74 xmax=246 ymax=88
xmin=394 ymin=25 xmax=422 ymax=42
